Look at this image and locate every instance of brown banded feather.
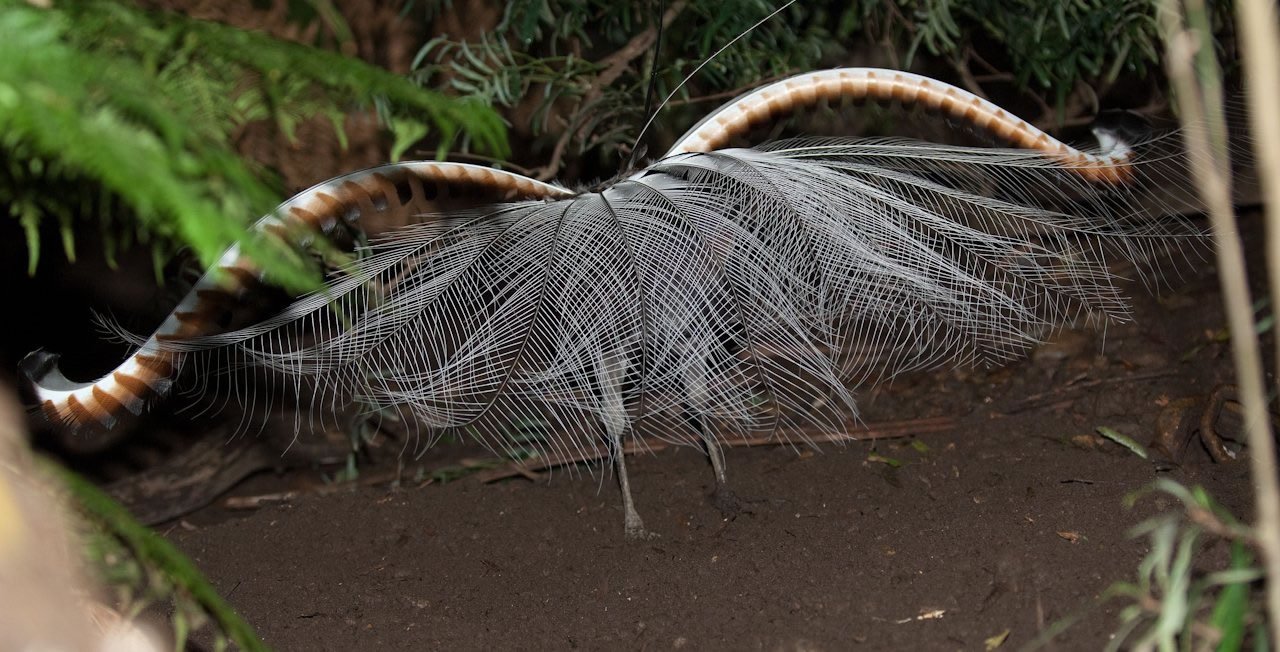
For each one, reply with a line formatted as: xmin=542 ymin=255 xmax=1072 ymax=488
xmin=64 ymin=395 xmax=99 ymax=427
xmin=665 ymin=68 xmax=1137 ymax=186
xmin=394 ymin=175 xmax=416 ymax=206
xmin=172 ymin=310 xmax=213 ymax=329
xmin=218 ymin=265 xmax=263 ymax=295
xmin=170 ymin=305 xmax=230 ymax=338
xmin=25 ymin=161 xmax=575 ymax=431
xmin=307 ymin=192 xmax=345 ymax=231
xmin=421 ymin=179 xmax=440 ymax=200
xmin=24 ymin=74 xmax=1135 ymax=435
xmin=171 ymin=301 xmax=237 ymax=335
xmin=91 ymin=386 xmax=125 ymax=420
xmin=341 ymin=180 xmax=378 ymax=216
xmin=286 ymin=205 xmax=325 ymax=230
xmin=401 ymin=173 xmax=428 ymax=204
xmin=111 ymin=372 xmax=153 ymax=406
xmin=133 ymin=354 xmax=176 ymax=379
xmin=365 ymin=178 xmax=394 ymax=207
xmin=193 ymin=289 xmax=239 ymax=316
xmin=40 ymin=400 xmax=61 ymax=425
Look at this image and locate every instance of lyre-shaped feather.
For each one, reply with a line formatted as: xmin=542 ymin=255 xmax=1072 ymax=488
xmin=24 ymin=68 xmax=1200 ymax=536
xmin=22 ymin=163 xmax=574 ymax=430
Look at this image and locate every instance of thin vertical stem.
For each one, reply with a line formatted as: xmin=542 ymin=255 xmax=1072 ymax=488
xmin=1162 ymin=0 xmax=1280 ymax=643
xmin=1235 ymin=0 xmax=1280 ymax=641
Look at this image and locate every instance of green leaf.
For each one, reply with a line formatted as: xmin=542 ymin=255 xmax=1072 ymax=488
xmin=1096 ymin=426 xmax=1150 ymax=459
xmin=389 ymin=117 xmax=431 ymax=163
xmin=867 ymin=453 xmax=903 ymax=468
xmin=1 ymin=0 xmax=508 ymax=289
xmin=1208 ymin=542 xmax=1253 ymax=651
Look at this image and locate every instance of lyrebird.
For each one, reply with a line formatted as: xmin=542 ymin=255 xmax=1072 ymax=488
xmin=23 ymin=68 xmax=1200 ymax=538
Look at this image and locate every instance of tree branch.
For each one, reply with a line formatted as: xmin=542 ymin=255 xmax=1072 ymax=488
xmin=534 ymin=0 xmax=689 ymax=179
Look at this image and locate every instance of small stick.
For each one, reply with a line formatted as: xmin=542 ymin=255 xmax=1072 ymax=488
xmin=999 ymin=371 xmax=1179 ymax=414
xmin=221 ymin=467 xmax=405 ymax=511
xmin=215 ymin=415 xmax=959 ymax=510
xmin=473 ymin=415 xmax=956 ymax=483
xmin=223 ymin=491 xmax=300 ymax=510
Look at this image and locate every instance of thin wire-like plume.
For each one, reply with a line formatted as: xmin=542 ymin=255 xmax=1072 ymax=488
xmin=153 ymin=136 xmax=1197 ymax=455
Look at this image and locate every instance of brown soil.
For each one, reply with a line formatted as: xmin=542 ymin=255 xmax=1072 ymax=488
xmin=3 ymin=171 xmax=1261 ymax=651
xmin=148 ymin=224 xmax=1258 ymax=651
xmin=1 ymin=6 xmax=1263 ymax=650
xmin=1 ymin=200 xmax=1261 ymax=652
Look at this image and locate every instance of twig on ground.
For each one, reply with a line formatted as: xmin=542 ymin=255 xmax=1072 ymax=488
xmin=473 ymin=415 xmax=956 ymax=483
xmin=999 ymin=371 xmax=1179 ymax=414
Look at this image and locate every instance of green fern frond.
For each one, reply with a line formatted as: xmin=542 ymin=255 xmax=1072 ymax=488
xmin=415 ymin=0 xmax=833 ymax=177
xmin=843 ymin=0 xmax=1233 ymax=113
xmin=0 ymin=0 xmax=508 ymax=289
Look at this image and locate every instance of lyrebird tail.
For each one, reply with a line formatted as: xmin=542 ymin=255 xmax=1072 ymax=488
xmin=23 ymin=67 xmax=1198 ymax=456
xmin=162 ymin=136 xmax=1194 ymax=456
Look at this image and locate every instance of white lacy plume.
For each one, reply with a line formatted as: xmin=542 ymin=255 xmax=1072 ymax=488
xmin=149 ymin=137 xmax=1201 ymax=457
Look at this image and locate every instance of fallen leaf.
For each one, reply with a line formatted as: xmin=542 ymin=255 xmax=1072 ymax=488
xmin=1096 ymin=426 xmax=1150 ymax=459
xmin=895 ymin=609 xmax=946 ymax=624
xmin=985 ymin=629 xmax=1010 ymax=650
xmin=867 ymin=453 xmax=903 ymax=468
xmin=1070 ymin=434 xmax=1102 ymax=450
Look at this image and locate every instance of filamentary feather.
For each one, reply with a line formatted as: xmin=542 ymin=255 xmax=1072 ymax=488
xmin=182 ymin=138 xmax=1187 ymax=428
xmin=24 ymin=68 xmax=1203 ymax=538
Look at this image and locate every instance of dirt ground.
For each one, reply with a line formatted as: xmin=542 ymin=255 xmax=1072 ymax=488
xmin=1 ymin=148 xmax=1262 ymax=651
xmin=130 ymin=223 xmax=1256 ymax=650
xmin=1 ymin=1 xmax=1267 ymax=648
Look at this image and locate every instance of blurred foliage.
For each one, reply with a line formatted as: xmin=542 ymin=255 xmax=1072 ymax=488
xmin=42 ymin=456 xmax=271 ymax=651
xmin=1030 ymin=479 xmax=1269 ymax=650
xmin=844 ymin=0 xmax=1235 ymax=113
xmin=0 ymin=0 xmax=506 ymax=288
xmin=414 ymin=0 xmax=1236 ymax=179
xmin=0 ymin=1 xmax=1239 ymax=273
xmin=846 ymin=2 xmax=1159 ymax=95
xmin=1105 ymin=481 xmax=1267 ymax=650
xmin=413 ymin=0 xmax=838 ymax=179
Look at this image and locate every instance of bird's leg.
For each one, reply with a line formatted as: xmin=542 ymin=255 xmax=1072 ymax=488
xmin=702 ymin=418 xmax=728 ymax=488
xmin=598 ymin=349 xmax=657 ymax=540
xmin=687 ymin=408 xmax=743 ymax=517
xmin=610 ymin=424 xmax=652 ymax=539
xmin=683 ymin=348 xmax=742 ymax=517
